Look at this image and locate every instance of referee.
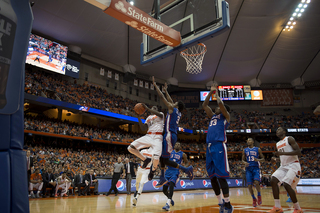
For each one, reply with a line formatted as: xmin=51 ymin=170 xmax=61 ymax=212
xmin=106 ymin=157 xmax=124 ymax=196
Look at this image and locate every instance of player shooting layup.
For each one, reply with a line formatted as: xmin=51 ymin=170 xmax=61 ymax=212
xmin=270 ymin=127 xmax=303 ymax=213
xmin=127 ymin=104 xmax=164 ymax=171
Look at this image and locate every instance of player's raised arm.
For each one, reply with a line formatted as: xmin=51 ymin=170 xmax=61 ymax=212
xmin=163 ymin=83 xmax=174 ymax=104
xmin=136 ymin=112 xmax=148 ymax=132
xmin=202 ymin=84 xmax=215 ymax=118
xmin=152 ymin=76 xmax=174 ymax=113
xmin=141 ymin=103 xmax=163 ymax=118
xmin=314 ymin=105 xmax=320 ymax=115
xmin=253 ymin=148 xmax=265 ymax=162
xmin=215 ymin=88 xmax=230 ymax=123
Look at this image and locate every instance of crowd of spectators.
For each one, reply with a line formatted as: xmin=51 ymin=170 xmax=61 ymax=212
xmin=25 ymin=141 xmax=320 ymax=185
xmin=25 ymin=69 xmax=319 ymax=131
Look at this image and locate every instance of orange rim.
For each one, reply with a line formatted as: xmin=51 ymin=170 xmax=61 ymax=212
xmin=180 ymin=43 xmax=207 ymax=57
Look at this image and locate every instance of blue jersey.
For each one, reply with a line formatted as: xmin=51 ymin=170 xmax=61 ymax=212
xmin=167 ymin=150 xmax=183 ymax=171
xmin=164 ymin=108 xmax=181 ymax=135
xmin=206 ymin=113 xmax=229 ymax=143
xmin=244 ymin=147 xmax=260 ymax=167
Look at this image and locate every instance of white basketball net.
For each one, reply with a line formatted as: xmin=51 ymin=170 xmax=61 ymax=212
xmin=180 ymin=43 xmax=207 ymax=74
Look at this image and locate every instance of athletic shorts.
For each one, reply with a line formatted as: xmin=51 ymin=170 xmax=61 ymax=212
xmin=246 ymin=166 xmax=261 ymax=185
xmin=130 ymin=134 xmax=162 ymax=157
xmin=162 ymin=131 xmax=177 ymax=158
xmin=206 ymin=142 xmax=230 ymax=179
xmin=165 ymin=169 xmax=180 ymax=187
xmin=272 ymin=162 xmax=301 ymax=189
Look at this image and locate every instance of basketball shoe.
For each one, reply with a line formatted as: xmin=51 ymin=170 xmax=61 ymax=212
xmin=258 ymin=195 xmax=262 ymax=205
xmin=155 ymin=176 xmax=168 ymax=188
xmin=293 ymin=209 xmax=303 ymax=213
xmin=218 ymin=199 xmax=225 ymax=213
xmin=269 ymin=206 xmax=284 ymax=213
xmin=253 ymin=198 xmax=257 ymax=207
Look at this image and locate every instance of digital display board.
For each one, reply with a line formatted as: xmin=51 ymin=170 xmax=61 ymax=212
xmin=26 ymin=34 xmax=68 ymax=75
xmin=200 ymin=86 xmax=263 ymax=101
xmin=218 ymin=85 xmax=244 ymax=100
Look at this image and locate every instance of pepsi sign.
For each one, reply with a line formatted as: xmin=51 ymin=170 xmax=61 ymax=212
xmin=116 ymin=180 xmax=125 ymax=191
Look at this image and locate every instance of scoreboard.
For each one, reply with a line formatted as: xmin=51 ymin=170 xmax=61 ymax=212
xmin=218 ymin=85 xmax=244 ymax=100
xmin=200 ymin=85 xmax=263 ymax=101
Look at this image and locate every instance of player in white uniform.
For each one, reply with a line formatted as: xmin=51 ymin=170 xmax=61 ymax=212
xmin=128 ymin=104 xmax=164 ymax=171
xmin=270 ymin=127 xmax=303 ymax=213
xmin=132 ymin=148 xmax=153 ymax=206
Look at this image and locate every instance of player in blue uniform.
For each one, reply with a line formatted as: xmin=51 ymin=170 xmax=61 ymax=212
xmin=242 ymin=138 xmax=265 ymax=207
xmin=146 ymin=77 xmax=193 ymax=187
xmin=202 ymin=83 xmax=233 ymax=213
xmin=162 ymin=142 xmax=188 ymax=211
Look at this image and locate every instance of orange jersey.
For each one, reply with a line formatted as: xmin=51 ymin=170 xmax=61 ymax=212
xmin=30 ymin=173 xmax=42 ymax=181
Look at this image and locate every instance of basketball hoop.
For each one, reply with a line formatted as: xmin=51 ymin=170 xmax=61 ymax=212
xmin=180 ymin=43 xmax=207 ymax=74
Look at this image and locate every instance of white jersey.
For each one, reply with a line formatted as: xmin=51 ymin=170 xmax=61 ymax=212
xmin=144 ymin=113 xmax=164 ymax=133
xmin=276 ymin=136 xmax=299 ymax=166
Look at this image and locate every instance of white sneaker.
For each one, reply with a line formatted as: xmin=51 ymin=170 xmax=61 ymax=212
xmin=132 ymin=198 xmax=137 ymax=206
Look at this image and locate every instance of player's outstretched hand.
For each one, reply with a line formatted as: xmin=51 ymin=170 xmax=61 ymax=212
xmin=164 ymin=83 xmax=168 ymax=91
xmin=152 ymin=76 xmax=156 ymax=85
xmin=271 ymin=157 xmax=277 ymax=162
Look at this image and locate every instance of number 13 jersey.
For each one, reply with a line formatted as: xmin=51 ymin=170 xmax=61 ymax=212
xmin=206 ymin=113 xmax=229 ymax=144
xmin=276 ymin=136 xmax=299 ymax=166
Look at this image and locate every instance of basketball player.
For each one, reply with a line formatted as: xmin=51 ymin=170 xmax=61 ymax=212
xmin=127 ymin=104 xmax=164 ymax=172
xmin=55 ymin=172 xmax=72 ymax=197
xmin=150 ymin=77 xmax=193 ymax=187
xmin=270 ymin=127 xmax=303 ymax=213
xmin=242 ymin=138 xmax=265 ymax=207
xmin=34 ymin=55 xmax=40 ymax=63
xmin=29 ymin=168 xmax=43 ymax=198
xmin=202 ymin=83 xmax=234 ymax=213
xmin=162 ymin=142 xmax=188 ymax=211
xmin=132 ymin=148 xmax=153 ymax=206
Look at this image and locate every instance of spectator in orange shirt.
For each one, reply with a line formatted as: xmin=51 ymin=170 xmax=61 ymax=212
xmin=29 ymin=168 xmax=43 ymax=198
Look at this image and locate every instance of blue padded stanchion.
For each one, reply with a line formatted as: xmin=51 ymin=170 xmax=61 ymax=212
xmin=0 ymin=152 xmax=11 ymax=213
xmin=10 ymin=150 xmax=29 ymax=213
xmin=0 ymin=0 xmax=33 ymax=212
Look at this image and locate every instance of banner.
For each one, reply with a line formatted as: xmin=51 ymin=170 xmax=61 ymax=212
xmin=134 ymin=79 xmax=138 ymax=86
xmin=97 ymin=178 xmax=243 ymax=193
xmin=262 ymin=89 xmax=293 ymax=106
xmin=107 ymin=70 xmax=112 ymax=78
xmin=100 ymin=68 xmax=105 ymax=76
xmin=139 ymin=80 xmax=143 ymax=87
xmin=115 ymin=73 xmax=119 ymax=81
xmin=145 ymin=82 xmax=149 ymax=89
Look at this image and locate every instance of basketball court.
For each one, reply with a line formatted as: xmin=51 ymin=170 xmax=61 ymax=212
xmin=29 ymin=187 xmax=320 ymax=213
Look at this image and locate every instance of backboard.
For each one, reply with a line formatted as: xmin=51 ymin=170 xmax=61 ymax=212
xmin=141 ymin=0 xmax=230 ymax=65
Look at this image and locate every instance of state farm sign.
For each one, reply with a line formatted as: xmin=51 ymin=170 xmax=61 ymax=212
xmin=104 ymin=0 xmax=181 ymax=47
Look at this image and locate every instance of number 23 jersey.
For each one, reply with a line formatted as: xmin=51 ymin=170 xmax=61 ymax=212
xmin=206 ymin=113 xmax=229 ymax=144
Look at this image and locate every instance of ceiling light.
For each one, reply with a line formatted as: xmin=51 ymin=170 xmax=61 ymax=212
xmin=298 ymin=13 xmax=302 ymax=17
xmin=306 ymin=0 xmax=311 ymax=3
xmin=290 ymin=17 xmax=294 ymax=21
xmin=300 ymin=9 xmax=305 ymax=12
xmin=301 ymin=0 xmax=305 ymax=2
xmin=298 ymin=3 xmax=303 ymax=7
xmin=293 ymin=22 xmax=296 ymax=25
xmin=293 ymin=13 xmax=297 ymax=16
xmin=288 ymin=21 xmax=292 ymax=25
xmin=290 ymin=26 xmax=293 ymax=29
xmin=295 ymin=8 xmax=300 ymax=12
xmin=283 ymin=29 xmax=286 ymax=31
xmin=288 ymin=29 xmax=291 ymax=31
xmin=286 ymin=26 xmax=289 ymax=28
xmin=304 ymin=4 xmax=308 ymax=8
xmin=130 ymin=1 xmax=134 ymax=5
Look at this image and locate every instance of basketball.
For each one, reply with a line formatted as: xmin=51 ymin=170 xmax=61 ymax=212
xmin=134 ymin=103 xmax=146 ymax=115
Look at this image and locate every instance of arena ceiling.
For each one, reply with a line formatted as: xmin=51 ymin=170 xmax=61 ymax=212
xmin=30 ymin=0 xmax=320 ymax=88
